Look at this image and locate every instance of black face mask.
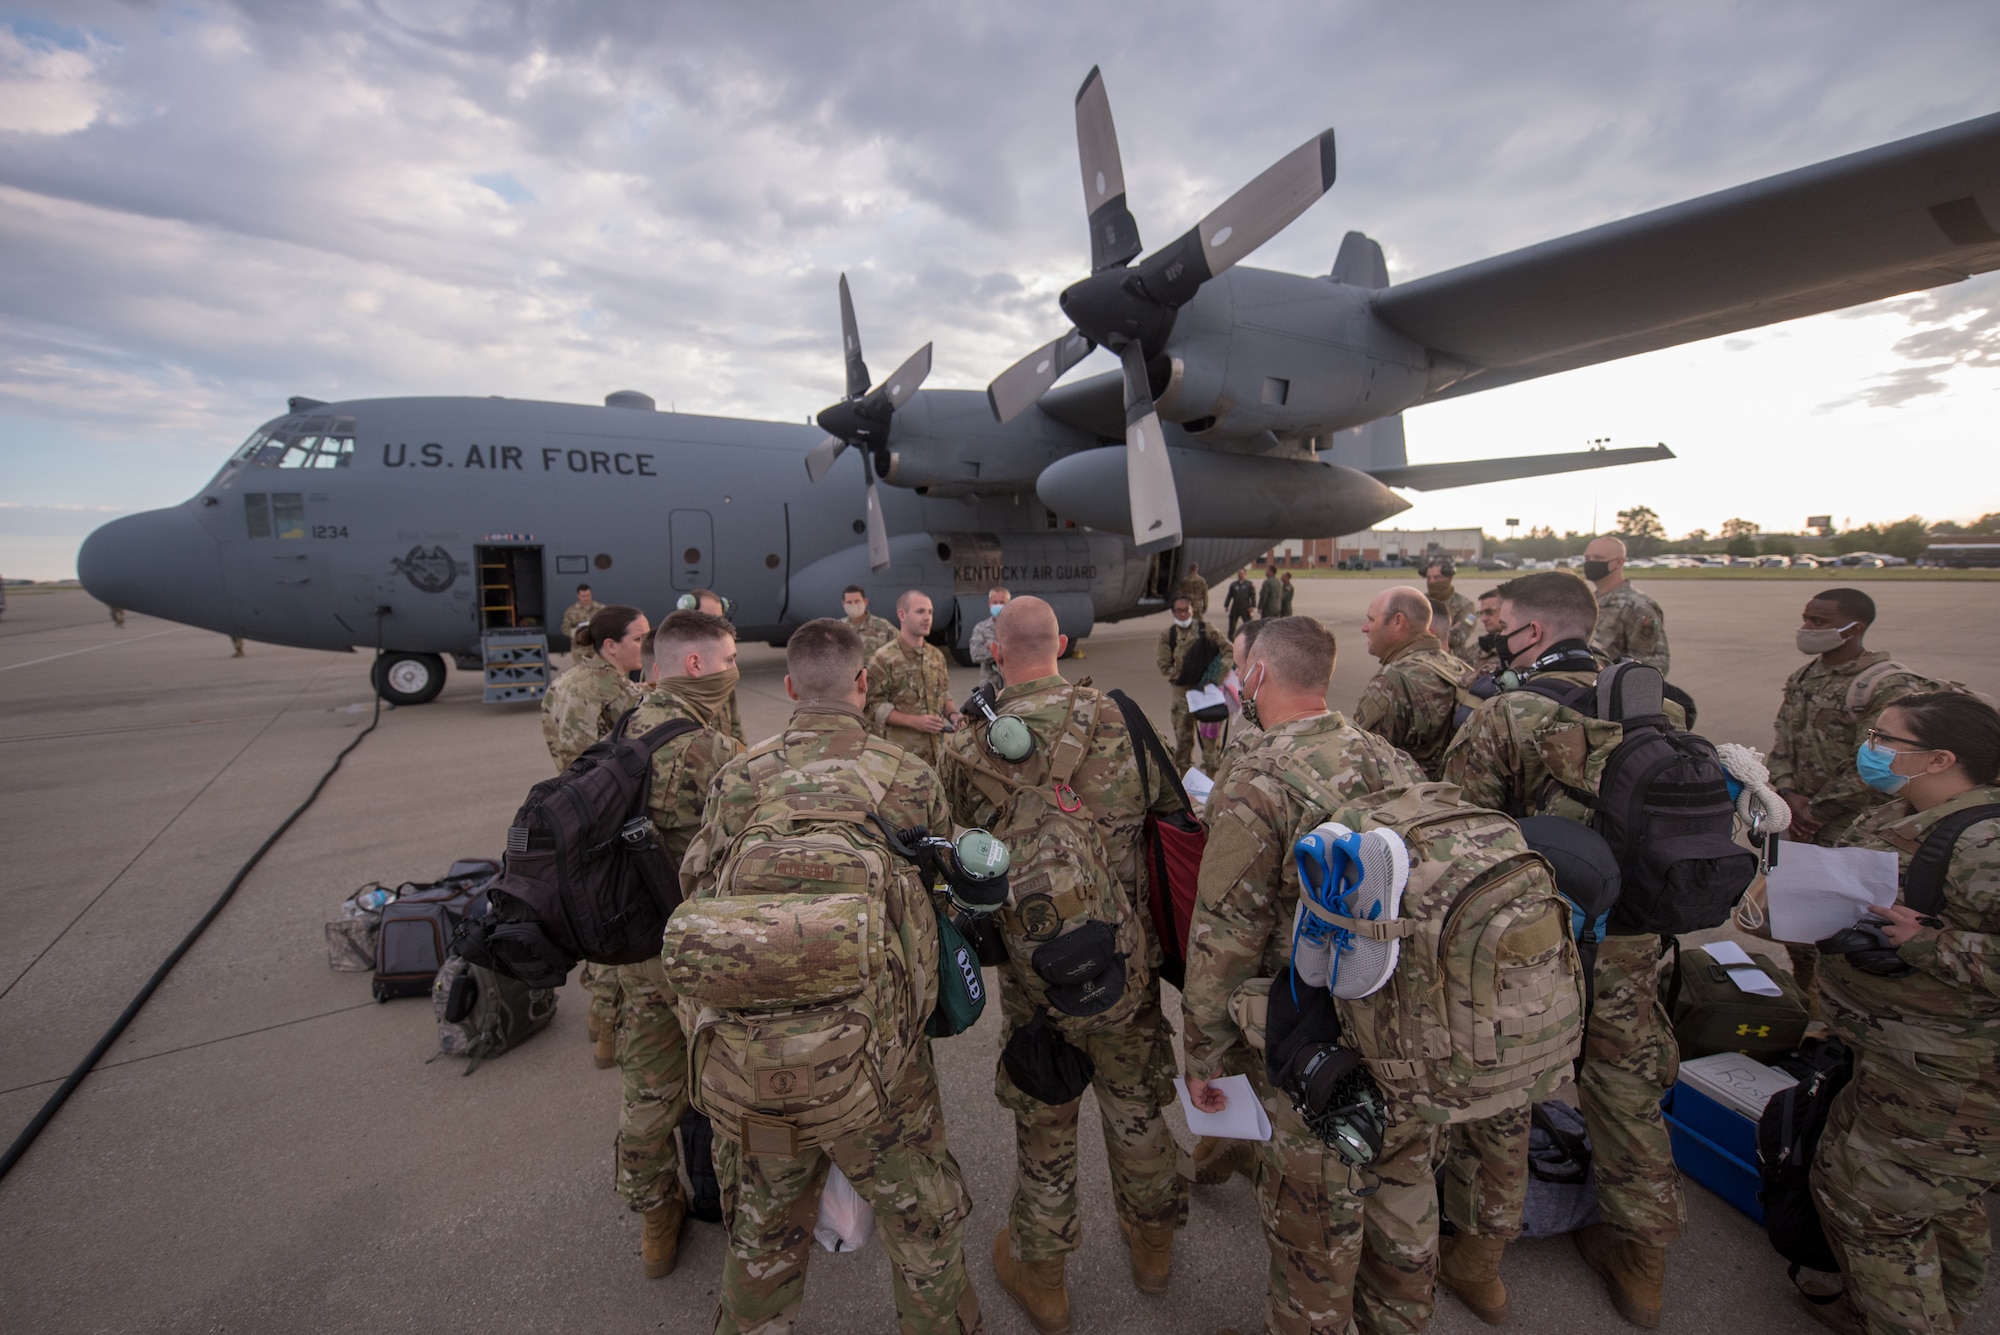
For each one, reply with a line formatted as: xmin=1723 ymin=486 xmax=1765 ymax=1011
xmin=1582 ymin=559 xmax=1612 ymax=582
xmin=1476 ymin=630 xmax=1506 ymax=660
xmin=1496 ymin=623 xmax=1537 ymax=666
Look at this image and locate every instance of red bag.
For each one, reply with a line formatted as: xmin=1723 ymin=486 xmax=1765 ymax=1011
xmin=1108 ymin=691 xmax=1208 ymax=990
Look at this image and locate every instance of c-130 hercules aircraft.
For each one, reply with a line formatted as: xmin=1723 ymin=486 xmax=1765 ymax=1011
xmin=79 ymin=70 xmax=2000 ymax=705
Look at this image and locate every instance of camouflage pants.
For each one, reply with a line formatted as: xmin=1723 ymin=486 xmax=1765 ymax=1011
xmin=713 ymin=1047 xmax=982 ymax=1335
xmin=1813 ymin=1069 xmax=1998 ymax=1333
xmin=581 ymin=960 xmax=620 ymax=1035
xmin=1249 ymin=1070 xmax=1441 ymax=1335
xmin=614 ymin=957 xmax=688 ymax=1214
xmin=1576 ymin=933 xmax=1685 ymax=1248
xmin=1785 ymin=941 xmax=1824 ymax=1022
xmin=1168 ymin=698 xmax=1223 ymax=776
xmin=1441 ymin=1104 xmax=1531 ymax=1242
xmin=993 ymin=980 xmax=1188 ymax=1261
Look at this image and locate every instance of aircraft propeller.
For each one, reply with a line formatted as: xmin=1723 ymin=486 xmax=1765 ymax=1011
xmin=986 ymin=66 xmax=1337 ymax=552
xmin=804 ymin=273 xmax=932 ymax=571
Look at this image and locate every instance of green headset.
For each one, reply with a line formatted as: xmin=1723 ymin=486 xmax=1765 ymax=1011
xmin=963 ymin=684 xmax=1034 ymax=763
xmin=675 ymin=589 xmax=734 ymax=617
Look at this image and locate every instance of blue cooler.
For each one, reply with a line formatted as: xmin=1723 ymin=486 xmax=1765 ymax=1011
xmin=1661 ymin=1052 xmax=1797 ymax=1224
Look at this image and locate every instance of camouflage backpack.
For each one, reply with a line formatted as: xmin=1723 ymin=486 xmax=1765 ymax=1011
xmin=1274 ymin=770 xmax=1585 ymax=1124
xmin=431 ymin=954 xmax=556 ymax=1074
xmin=953 ymin=686 xmax=1146 ymax=1034
xmin=661 ymin=732 xmax=935 ymax=1157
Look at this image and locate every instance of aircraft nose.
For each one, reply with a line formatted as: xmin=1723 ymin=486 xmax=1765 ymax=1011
xmin=77 ymin=505 xmax=233 ymax=633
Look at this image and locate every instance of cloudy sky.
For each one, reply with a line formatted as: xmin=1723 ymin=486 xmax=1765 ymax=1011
xmin=3 ymin=1 xmax=1997 ymax=578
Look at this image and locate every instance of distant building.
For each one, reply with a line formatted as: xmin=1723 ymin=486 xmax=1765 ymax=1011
xmin=1262 ymin=526 xmax=1484 ymax=567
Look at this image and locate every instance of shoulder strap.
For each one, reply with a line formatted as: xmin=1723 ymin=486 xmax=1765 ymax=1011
xmin=1904 ymin=803 xmax=2000 ymax=916
xmin=1107 ymin=688 xmax=1194 ymax=815
xmin=1517 ymin=676 xmax=1590 ymax=712
xmin=1846 ymin=659 xmax=1911 ymax=719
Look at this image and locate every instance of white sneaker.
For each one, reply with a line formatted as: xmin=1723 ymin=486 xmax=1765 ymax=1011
xmin=1292 ymin=822 xmax=1410 ymax=999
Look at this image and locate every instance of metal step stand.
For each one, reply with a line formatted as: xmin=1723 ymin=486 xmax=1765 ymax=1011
xmin=481 ymin=630 xmax=550 ymax=703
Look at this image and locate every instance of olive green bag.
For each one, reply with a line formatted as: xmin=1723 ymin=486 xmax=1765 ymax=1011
xmin=1666 ymin=940 xmax=1809 ymax=1062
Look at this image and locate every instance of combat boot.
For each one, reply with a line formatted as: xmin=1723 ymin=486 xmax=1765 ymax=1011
xmin=1189 ymin=1135 xmax=1252 ymax=1185
xmin=587 ymin=1009 xmax=602 ymax=1042
xmin=1119 ymin=1219 xmax=1173 ymax=1294
xmin=1576 ymin=1223 xmax=1665 ymax=1328
xmin=993 ymin=1227 xmax=1071 ymax=1334
xmin=641 ymin=1198 xmax=685 ymax=1279
xmin=1439 ymin=1232 xmax=1510 ymax=1325
xmin=593 ymin=1028 xmax=616 ymax=1069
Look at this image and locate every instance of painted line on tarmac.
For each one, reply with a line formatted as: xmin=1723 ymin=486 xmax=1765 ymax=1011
xmin=0 ymin=1001 xmax=379 ymax=1098
xmin=0 ymin=626 xmax=185 ymax=674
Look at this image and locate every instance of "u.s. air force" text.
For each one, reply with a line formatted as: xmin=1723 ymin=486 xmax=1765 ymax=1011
xmin=381 ymin=443 xmax=656 ymax=476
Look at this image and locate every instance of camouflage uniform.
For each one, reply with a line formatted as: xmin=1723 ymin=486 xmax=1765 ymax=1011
xmin=937 ymin=675 xmax=1188 ymax=1261
xmin=1353 ymin=632 xmax=1469 ymax=781
xmin=542 ymin=653 xmax=641 ymax=771
xmin=680 ymin=704 xmax=982 ymax=1334
xmin=1770 ymin=649 xmax=1929 ymax=1010
xmin=559 ymin=598 xmax=594 ymax=650
xmin=867 ymin=636 xmax=953 ymax=769
xmin=967 ymin=615 xmax=1004 ymax=694
xmin=1590 ymin=583 xmax=1670 ymax=674
xmin=847 ymin=612 xmax=900 ymax=659
xmin=1258 ymin=574 xmax=1285 ymax=619
xmin=1814 ymin=786 xmax=2000 ymax=1335
xmin=611 ymin=685 xmax=743 ymax=1217
xmin=1440 ymin=658 xmax=1687 ymax=1250
xmin=1176 ymin=570 xmax=1210 ymax=615
xmin=1157 ymin=617 xmax=1232 ymax=774
xmin=1181 ymin=712 xmax=1439 ymax=1335
xmin=541 ymin=654 xmax=642 ymax=1034
xmin=1427 ymin=589 xmax=1477 ymax=660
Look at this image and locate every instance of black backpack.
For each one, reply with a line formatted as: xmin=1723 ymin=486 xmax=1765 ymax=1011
xmin=1171 ymin=625 xmax=1223 ymax=689
xmin=455 ymin=712 xmax=700 ymax=988
xmin=1756 ymin=1037 xmax=1854 ymax=1281
xmin=1521 ymin=662 xmax=1756 ymax=936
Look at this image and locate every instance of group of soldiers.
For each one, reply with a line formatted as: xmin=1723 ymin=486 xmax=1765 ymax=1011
xmin=530 ymin=553 xmax=1998 ymax=1335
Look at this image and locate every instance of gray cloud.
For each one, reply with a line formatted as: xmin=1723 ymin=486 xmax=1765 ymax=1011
xmin=1817 ymin=282 xmax=2000 ymax=410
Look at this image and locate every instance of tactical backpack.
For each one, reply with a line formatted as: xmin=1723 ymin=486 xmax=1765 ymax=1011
xmin=1170 ymin=625 xmax=1224 ymax=690
xmin=1107 ymin=689 xmax=1206 ymax=990
xmin=1756 ymin=1037 xmax=1854 ymax=1283
xmin=952 ymin=687 xmax=1145 ymax=1034
xmin=1277 ymin=773 xmax=1585 ymax=1123
xmin=1520 ymin=662 xmax=1757 ymax=936
xmin=661 ymin=731 xmax=935 ymax=1156
xmin=432 ymin=954 xmax=556 ymax=1073
xmin=456 ymin=712 xmax=701 ymax=989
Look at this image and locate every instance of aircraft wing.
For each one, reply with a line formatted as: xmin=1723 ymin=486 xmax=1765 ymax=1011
xmin=1366 ymin=444 xmax=1674 ymax=491
xmin=1372 ymin=112 xmax=2000 ymax=403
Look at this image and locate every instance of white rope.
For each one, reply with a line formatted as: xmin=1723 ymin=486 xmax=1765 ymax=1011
xmin=1715 ymin=741 xmax=1790 ymax=837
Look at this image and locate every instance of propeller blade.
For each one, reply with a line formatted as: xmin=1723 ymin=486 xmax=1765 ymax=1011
xmin=1075 ymin=66 xmax=1141 ymax=273
xmin=1119 ymin=342 xmax=1181 ymax=552
xmin=804 ymin=435 xmax=848 ymax=484
xmin=879 ymin=341 xmax=933 ymax=411
xmin=838 ymin=273 xmax=870 ymax=401
xmin=1136 ymin=128 xmax=1337 ymax=308
xmin=986 ymin=329 xmax=1095 ymax=424
xmin=863 ymin=466 xmax=891 ymax=571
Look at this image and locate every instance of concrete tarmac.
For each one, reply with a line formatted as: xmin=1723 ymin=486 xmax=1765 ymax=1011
xmin=1 ymin=578 xmax=1996 ymax=1334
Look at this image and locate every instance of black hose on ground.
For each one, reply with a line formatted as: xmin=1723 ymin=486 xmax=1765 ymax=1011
xmin=0 ymin=627 xmax=391 ymax=1185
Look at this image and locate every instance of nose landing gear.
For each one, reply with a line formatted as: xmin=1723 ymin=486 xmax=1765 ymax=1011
xmin=372 ymin=651 xmax=446 ymax=705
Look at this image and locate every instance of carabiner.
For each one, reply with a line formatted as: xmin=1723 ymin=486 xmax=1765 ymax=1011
xmin=1053 ymin=782 xmax=1082 ymax=813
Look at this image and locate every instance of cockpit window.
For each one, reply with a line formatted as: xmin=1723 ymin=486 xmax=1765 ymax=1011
xmin=234 ymin=414 xmax=356 ymax=468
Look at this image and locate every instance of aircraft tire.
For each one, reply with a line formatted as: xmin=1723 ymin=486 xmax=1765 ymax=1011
xmin=372 ymin=651 xmax=446 ymax=706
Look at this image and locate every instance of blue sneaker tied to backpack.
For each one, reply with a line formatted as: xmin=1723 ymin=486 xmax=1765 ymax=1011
xmin=1291 ymin=822 xmax=1409 ymax=1001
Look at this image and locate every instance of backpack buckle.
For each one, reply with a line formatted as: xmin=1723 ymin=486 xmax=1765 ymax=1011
xmin=1053 ymin=782 xmax=1082 ymax=813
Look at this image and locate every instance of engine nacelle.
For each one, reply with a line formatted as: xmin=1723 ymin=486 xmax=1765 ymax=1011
xmin=1154 ymin=268 xmax=1435 ymax=443
xmin=1035 ymin=446 xmax=1409 ymax=539
xmin=877 ymin=389 xmax=1093 ymax=497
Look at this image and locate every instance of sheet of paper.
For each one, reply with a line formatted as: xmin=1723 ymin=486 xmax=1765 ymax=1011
xmin=1174 ymin=1075 xmax=1272 ymax=1142
xmin=1764 ymin=841 xmax=1901 ymax=944
xmin=1698 ymin=940 xmax=1785 ymax=997
xmin=1182 ymin=768 xmax=1214 ymax=804
xmin=1186 ymin=684 xmax=1228 ymax=713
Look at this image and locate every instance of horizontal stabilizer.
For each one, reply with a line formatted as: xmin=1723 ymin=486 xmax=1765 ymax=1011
xmin=1367 ymin=443 xmax=1674 ymax=491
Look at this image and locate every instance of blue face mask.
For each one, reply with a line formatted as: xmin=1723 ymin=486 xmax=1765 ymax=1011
xmin=989 ymin=604 xmax=1005 ymax=619
xmin=1855 ymin=739 xmax=1911 ymax=794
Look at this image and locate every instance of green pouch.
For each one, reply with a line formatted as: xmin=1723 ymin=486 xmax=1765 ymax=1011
xmin=1668 ymin=941 xmax=1810 ymax=1062
xmin=927 ymin=908 xmax=988 ymax=1038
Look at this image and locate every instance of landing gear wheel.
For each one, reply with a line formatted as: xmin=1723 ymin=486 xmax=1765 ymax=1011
xmin=372 ymin=651 xmax=446 ymax=705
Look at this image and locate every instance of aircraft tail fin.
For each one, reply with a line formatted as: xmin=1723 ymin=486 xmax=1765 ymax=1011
xmin=1331 ymin=231 xmax=1389 ymax=289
